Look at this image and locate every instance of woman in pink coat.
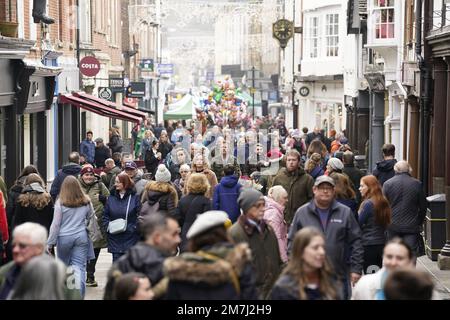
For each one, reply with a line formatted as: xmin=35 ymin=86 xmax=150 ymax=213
xmin=264 ymin=186 xmax=289 ymax=263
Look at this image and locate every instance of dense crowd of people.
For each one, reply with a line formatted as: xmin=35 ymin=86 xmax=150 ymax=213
xmin=0 ymin=114 xmax=436 ymax=300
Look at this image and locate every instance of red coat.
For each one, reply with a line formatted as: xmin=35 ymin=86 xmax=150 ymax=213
xmin=0 ymin=191 xmax=8 ymax=243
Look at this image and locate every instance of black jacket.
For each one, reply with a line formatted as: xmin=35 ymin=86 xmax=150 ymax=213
xmin=12 ymin=203 xmax=54 ymax=232
xmin=104 ymin=242 xmax=169 ymax=300
xmin=50 ymin=163 xmax=82 ymax=201
xmin=158 ymin=142 xmax=173 ymax=161
xmin=144 ymin=149 xmax=160 ymax=176
xmin=288 ymin=200 xmax=364 ymax=279
xmin=373 ymin=159 xmax=397 ymax=186
xmin=343 ymin=164 xmax=364 ymax=204
xmin=383 ymin=173 xmax=427 ymax=234
xmin=94 ymin=146 xmax=111 ymax=168
xmin=108 ymin=134 xmax=123 ymax=154
xmin=177 ymin=193 xmax=211 ymax=251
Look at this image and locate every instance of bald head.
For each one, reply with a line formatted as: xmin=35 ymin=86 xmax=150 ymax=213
xmin=394 ymin=160 xmax=412 ymax=174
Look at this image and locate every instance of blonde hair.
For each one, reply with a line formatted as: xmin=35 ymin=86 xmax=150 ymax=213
xmin=186 ymin=173 xmax=210 ymax=195
xmin=268 ymin=185 xmax=287 ymax=203
xmin=58 ymin=176 xmax=90 ymax=207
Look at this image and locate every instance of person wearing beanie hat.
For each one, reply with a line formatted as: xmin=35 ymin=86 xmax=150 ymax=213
xmin=163 ymin=211 xmax=258 ymax=300
xmin=229 ymin=188 xmax=283 ymax=299
xmin=155 ymin=164 xmax=171 ymax=183
xmin=326 ymin=157 xmax=344 ymax=174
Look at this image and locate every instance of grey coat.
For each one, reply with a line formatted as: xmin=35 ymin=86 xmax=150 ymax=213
xmin=383 ymin=173 xmax=427 ymax=234
xmin=288 ymin=200 xmax=364 ymax=279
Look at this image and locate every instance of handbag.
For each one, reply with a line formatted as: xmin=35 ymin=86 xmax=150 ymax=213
xmin=87 ymin=203 xmax=103 ymax=243
xmin=108 ymin=195 xmax=132 ymax=235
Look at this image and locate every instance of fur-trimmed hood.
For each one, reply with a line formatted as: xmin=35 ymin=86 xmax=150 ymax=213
xmin=142 ymin=181 xmax=178 ymax=206
xmin=163 ymin=243 xmax=251 ymax=286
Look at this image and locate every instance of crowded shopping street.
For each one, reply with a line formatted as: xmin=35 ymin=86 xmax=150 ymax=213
xmin=0 ymin=0 xmax=450 ymax=305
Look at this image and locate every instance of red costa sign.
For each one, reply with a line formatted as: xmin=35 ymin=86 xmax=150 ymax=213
xmin=79 ymin=56 xmax=101 ymax=77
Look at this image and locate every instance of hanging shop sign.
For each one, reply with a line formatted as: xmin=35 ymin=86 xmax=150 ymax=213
xmin=79 ymin=56 xmax=101 ymax=77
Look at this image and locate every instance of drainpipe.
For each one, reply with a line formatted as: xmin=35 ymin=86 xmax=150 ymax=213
xmin=416 ymin=0 xmax=431 ymax=195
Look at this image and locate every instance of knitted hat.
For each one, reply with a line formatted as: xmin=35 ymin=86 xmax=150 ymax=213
xmin=155 ymin=164 xmax=171 ymax=183
xmin=327 ymin=157 xmax=344 ymax=171
xmin=238 ymin=188 xmax=264 ymax=213
xmin=80 ymin=166 xmax=94 ymax=176
xmin=186 ymin=211 xmax=231 ymax=240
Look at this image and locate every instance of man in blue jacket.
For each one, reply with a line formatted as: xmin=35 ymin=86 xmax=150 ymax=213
xmin=213 ymin=165 xmax=242 ymax=223
xmin=80 ymin=131 xmax=95 ymax=165
xmin=288 ymin=175 xmax=363 ymax=299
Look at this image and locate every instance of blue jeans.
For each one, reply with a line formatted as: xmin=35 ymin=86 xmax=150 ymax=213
xmin=56 ymin=231 xmax=89 ymax=298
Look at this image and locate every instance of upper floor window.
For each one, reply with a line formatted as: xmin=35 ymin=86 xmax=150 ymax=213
xmin=307 ymin=16 xmax=319 ymax=58
xmin=325 ymin=14 xmax=339 ymax=57
xmin=374 ymin=0 xmax=394 ymax=39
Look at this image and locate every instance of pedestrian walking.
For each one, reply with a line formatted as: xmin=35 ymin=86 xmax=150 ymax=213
xmin=358 ymin=175 xmax=391 ymax=274
xmin=140 ymin=165 xmax=178 ymax=219
xmin=383 ymin=161 xmax=427 ymax=258
xmin=103 ymin=213 xmax=180 ymax=300
xmin=168 ymin=148 xmax=189 ymax=182
xmin=272 ymin=149 xmax=314 ymax=226
xmin=177 ymin=173 xmax=211 ymax=252
xmin=50 ymin=152 xmax=82 ymax=202
xmin=271 ymin=227 xmax=341 ymax=300
xmin=342 ymin=151 xmax=364 ymax=205
xmin=103 ymin=173 xmax=140 ymax=262
xmin=264 ymin=186 xmax=288 ymax=263
xmin=164 ymin=211 xmax=258 ymax=300
xmin=330 ymin=172 xmax=358 ymax=220
xmin=47 ymin=176 xmax=95 ymax=298
xmin=352 ymin=238 xmax=414 ymax=300
xmin=101 ymin=158 xmax=121 ymax=188
xmin=288 ymin=175 xmax=364 ymax=299
xmin=140 ymin=130 xmax=156 ymax=162
xmin=80 ymin=131 xmax=95 ymax=165
xmin=229 ymin=189 xmax=283 ymax=299
xmin=12 ymin=173 xmax=53 ymax=232
xmin=305 ymin=153 xmax=325 ymax=180
xmin=94 ymin=138 xmax=111 ymax=169
xmin=78 ymin=166 xmax=110 ymax=287
xmin=158 ymin=131 xmax=173 ymax=161
xmin=373 ymin=144 xmax=397 ymax=186
xmin=186 ymin=153 xmax=217 ymax=200
xmin=107 ymin=126 xmax=124 ymax=154
xmin=145 ymin=140 xmax=162 ymax=177
xmin=173 ymin=164 xmax=190 ymax=198
xmin=213 ymin=165 xmax=242 ymax=223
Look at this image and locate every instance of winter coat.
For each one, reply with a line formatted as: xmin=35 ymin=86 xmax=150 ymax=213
xmin=383 ymin=172 xmax=427 ymax=234
xmin=184 ymin=169 xmax=218 ymax=200
xmin=164 ymin=242 xmax=258 ymax=300
xmin=101 ymin=166 xmax=121 ymax=189
xmin=271 ymin=274 xmax=341 ymax=300
xmin=358 ymin=199 xmax=387 ymax=246
xmin=140 ymin=137 xmax=155 ymax=161
xmin=158 ymin=142 xmax=173 ymax=161
xmin=50 ymin=163 xmax=82 ymax=202
xmin=263 ymin=196 xmax=288 ymax=263
xmin=336 ymin=198 xmax=359 ymax=222
xmin=177 ymin=193 xmax=211 ymax=251
xmin=104 ymin=242 xmax=169 ymax=300
xmin=0 ymin=176 xmax=7 ymax=204
xmin=229 ymin=215 xmax=283 ymax=299
xmin=141 ymin=181 xmax=178 ymax=219
xmin=94 ymin=146 xmax=111 ymax=168
xmin=12 ymin=201 xmax=54 ymax=232
xmin=373 ymin=159 xmax=397 ymax=186
xmin=212 ymin=175 xmax=242 ymax=223
xmin=108 ymin=134 xmax=123 ymax=154
xmin=288 ymin=200 xmax=364 ymax=279
xmin=144 ymin=149 xmax=160 ymax=176
xmin=79 ymin=177 xmax=110 ymax=248
xmin=6 ymin=176 xmax=27 ymax=231
xmin=309 ymin=165 xmax=325 ymax=180
xmin=169 ymin=163 xmax=182 ymax=182
xmin=343 ymin=164 xmax=364 ymax=204
xmin=102 ymin=188 xmax=141 ymax=254
xmin=80 ymin=139 xmax=95 ymax=164
xmin=211 ymin=155 xmax=242 ymax=181
xmin=272 ymin=167 xmax=314 ymax=225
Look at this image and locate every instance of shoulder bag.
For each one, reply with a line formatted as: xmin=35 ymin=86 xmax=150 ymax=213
xmin=107 ymin=195 xmax=132 ymax=235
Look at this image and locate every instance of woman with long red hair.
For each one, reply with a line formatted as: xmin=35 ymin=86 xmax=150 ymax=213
xmin=358 ymin=175 xmax=391 ymax=274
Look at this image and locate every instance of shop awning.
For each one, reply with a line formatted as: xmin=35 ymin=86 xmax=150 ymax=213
xmin=58 ymin=93 xmax=142 ymax=123
xmin=73 ymin=92 xmax=147 ymax=120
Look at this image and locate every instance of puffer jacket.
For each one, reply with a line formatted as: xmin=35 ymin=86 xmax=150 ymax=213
xmin=164 ymin=242 xmax=258 ymax=300
xmin=272 ymin=167 xmax=314 ymax=225
xmin=141 ymin=181 xmax=178 ymax=219
xmin=212 ymin=175 xmax=242 ymax=223
xmin=263 ymin=196 xmax=288 ymax=263
xmin=79 ymin=177 xmax=110 ymax=248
